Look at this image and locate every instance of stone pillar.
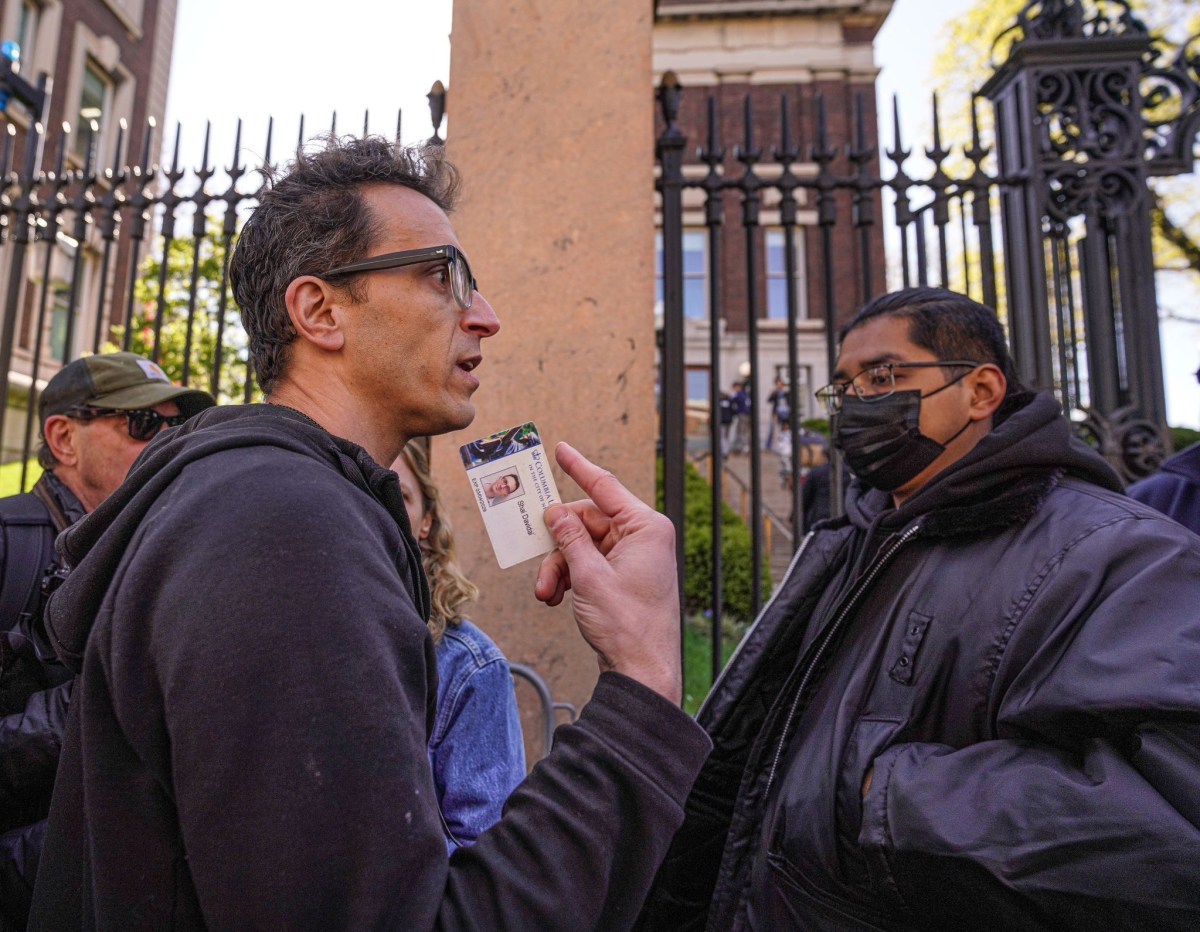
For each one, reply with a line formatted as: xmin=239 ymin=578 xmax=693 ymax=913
xmin=436 ymin=2 xmax=657 ymax=728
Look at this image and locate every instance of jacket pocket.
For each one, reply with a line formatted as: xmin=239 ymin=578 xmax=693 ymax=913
xmin=835 ymin=717 xmax=905 ymax=890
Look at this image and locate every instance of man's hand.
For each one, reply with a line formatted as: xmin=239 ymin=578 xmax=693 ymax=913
xmin=535 ymin=442 xmax=682 ymax=704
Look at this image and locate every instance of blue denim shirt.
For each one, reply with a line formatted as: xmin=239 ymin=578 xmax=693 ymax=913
xmin=430 ymin=619 xmax=525 ymax=849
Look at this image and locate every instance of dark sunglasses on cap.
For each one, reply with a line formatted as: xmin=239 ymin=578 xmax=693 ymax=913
xmin=67 ymin=406 xmax=189 ymax=442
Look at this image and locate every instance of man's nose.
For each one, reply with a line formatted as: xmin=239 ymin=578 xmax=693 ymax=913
xmin=463 ymin=292 xmax=500 ymax=338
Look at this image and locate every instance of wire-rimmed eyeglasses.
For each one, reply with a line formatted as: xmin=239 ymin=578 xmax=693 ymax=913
xmin=815 ymin=360 xmax=979 ymax=415
xmin=67 ymin=406 xmax=189 ymax=442
xmin=319 ymin=244 xmax=478 ymax=311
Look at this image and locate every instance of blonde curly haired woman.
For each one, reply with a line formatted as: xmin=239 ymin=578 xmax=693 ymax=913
xmin=392 ymin=442 xmax=525 ymax=850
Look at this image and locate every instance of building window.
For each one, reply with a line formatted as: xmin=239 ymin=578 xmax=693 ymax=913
xmin=72 ymin=59 xmax=111 ymax=161
xmin=766 ymin=229 xmax=806 ymax=320
xmin=16 ymin=1 xmax=40 ymax=67
xmin=49 ymin=286 xmax=70 ymax=362
xmin=656 ymin=230 xmax=708 ymax=321
xmin=103 ymin=0 xmax=145 ymax=30
xmin=686 ymin=367 xmax=710 ymax=403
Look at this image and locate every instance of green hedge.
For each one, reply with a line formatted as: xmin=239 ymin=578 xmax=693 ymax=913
xmin=0 ymin=459 xmax=41 ymax=497
xmin=1170 ymin=426 xmax=1200 ymax=453
xmin=658 ymin=459 xmax=771 ymax=626
xmin=683 ymin=616 xmax=738 ymax=715
xmin=801 ymin=417 xmax=830 ymax=438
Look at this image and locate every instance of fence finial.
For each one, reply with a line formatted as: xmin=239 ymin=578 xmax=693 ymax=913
xmin=428 ymin=80 xmax=446 ymax=146
xmin=657 ymin=71 xmax=682 ymax=137
xmin=263 ymin=115 xmax=274 ymax=168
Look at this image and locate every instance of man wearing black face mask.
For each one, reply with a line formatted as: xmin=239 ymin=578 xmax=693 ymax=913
xmin=638 ymin=287 xmax=1200 ymax=931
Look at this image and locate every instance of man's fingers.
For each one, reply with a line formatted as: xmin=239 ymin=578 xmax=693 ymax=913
xmin=543 ymin=501 xmax=605 ymax=581
xmin=571 ymin=500 xmax=611 ymax=542
xmin=535 ymin=548 xmax=571 ymax=606
xmin=555 ymin=443 xmax=641 ymax=518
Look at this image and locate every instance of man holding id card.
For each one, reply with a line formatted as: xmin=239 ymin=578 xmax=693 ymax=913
xmin=30 ymin=136 xmax=710 ymax=930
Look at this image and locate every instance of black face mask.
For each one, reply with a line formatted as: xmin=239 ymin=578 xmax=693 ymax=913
xmin=833 ymin=381 xmax=971 ymax=492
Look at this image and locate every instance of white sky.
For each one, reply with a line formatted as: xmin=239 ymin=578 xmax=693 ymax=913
xmin=164 ymin=0 xmax=1199 ymax=428
xmin=164 ymin=1 xmax=454 ymax=163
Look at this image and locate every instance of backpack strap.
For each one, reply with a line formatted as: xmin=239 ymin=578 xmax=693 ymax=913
xmin=0 ymin=494 xmax=57 ymax=634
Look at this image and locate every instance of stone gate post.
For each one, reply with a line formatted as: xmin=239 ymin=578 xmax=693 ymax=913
xmin=436 ymin=1 xmax=659 ymax=724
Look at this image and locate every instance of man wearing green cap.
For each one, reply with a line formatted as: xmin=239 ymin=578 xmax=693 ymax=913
xmin=0 ymin=352 xmax=212 ymax=930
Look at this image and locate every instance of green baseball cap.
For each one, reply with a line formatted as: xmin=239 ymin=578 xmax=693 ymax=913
xmin=39 ymin=353 xmax=216 ymax=424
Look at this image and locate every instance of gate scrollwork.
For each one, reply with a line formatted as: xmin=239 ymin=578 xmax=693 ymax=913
xmin=1074 ymin=405 xmax=1167 ymax=483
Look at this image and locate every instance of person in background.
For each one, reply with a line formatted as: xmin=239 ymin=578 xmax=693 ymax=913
xmin=766 ymin=376 xmax=790 ymax=451
xmin=0 ymin=353 xmax=212 ymax=931
xmin=800 ymin=459 xmax=850 ymax=531
xmin=392 ymin=442 xmax=525 ymax=848
xmin=1126 ymin=441 xmax=1200 ymax=535
xmin=728 ymin=381 xmax=750 ymax=454
xmin=717 ymin=390 xmax=734 ymax=457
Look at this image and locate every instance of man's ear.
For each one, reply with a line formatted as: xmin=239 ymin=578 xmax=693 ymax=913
xmin=43 ymin=415 xmax=79 ymax=467
xmin=284 ymin=276 xmax=348 ymax=353
xmin=968 ymin=364 xmax=1007 ymax=422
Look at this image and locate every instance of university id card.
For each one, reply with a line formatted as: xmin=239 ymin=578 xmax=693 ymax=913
xmin=460 ymin=421 xmax=561 ymax=569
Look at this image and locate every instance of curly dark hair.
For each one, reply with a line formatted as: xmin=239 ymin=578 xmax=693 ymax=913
xmin=229 ymin=135 xmax=460 ymax=394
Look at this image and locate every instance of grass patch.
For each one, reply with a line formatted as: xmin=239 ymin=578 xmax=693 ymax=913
xmin=0 ymin=459 xmax=41 ymax=497
xmin=683 ymin=616 xmax=740 ymax=716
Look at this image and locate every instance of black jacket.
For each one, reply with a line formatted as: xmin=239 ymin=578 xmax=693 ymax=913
xmin=29 ymin=404 xmax=711 ymax=931
xmin=0 ymin=474 xmax=82 ymax=930
xmin=639 ymin=392 xmax=1200 ymax=931
xmin=1127 ymin=441 xmax=1200 ymax=535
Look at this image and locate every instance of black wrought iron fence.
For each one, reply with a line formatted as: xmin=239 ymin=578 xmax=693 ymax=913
xmin=0 ymin=86 xmax=448 ymax=491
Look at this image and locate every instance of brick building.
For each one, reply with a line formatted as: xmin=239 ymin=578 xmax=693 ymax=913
xmin=653 ymin=0 xmax=892 ymax=433
xmin=0 ymin=0 xmax=177 ymax=459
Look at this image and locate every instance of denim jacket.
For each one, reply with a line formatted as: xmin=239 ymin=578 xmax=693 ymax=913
xmin=431 ymin=619 xmax=525 ymax=848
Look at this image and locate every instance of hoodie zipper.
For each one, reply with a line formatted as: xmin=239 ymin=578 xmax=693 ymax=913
xmin=763 ymin=521 xmax=922 ymax=797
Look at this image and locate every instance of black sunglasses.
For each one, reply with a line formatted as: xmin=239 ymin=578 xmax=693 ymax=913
xmin=319 ymin=244 xmax=478 ymax=311
xmin=67 ymin=406 xmax=189 ymax=442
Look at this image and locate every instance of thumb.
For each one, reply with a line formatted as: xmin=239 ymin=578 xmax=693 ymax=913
xmin=544 ymin=505 xmax=605 ymax=577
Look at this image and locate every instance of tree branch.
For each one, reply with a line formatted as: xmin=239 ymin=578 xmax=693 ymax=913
xmin=1151 ymin=190 xmax=1200 ymax=274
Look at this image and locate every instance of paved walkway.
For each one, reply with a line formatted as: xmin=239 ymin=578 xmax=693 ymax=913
xmin=698 ymin=446 xmax=805 ymax=585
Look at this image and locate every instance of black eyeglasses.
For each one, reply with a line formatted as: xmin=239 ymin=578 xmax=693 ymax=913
xmin=67 ymin=407 xmax=189 ymax=442
xmin=319 ymin=244 xmax=478 ymax=311
xmin=815 ymin=360 xmax=979 ymax=415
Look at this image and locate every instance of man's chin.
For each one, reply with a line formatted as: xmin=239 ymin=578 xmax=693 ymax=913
xmin=422 ymin=402 xmax=477 ymax=438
